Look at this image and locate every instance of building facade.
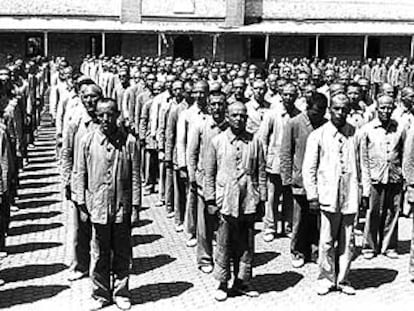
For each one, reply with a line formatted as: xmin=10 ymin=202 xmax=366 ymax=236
xmin=1 ymin=0 xmax=414 ymax=64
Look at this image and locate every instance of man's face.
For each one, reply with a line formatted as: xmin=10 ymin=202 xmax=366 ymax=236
xmin=382 ymin=86 xmax=395 ymax=98
xmin=192 ymin=84 xmax=208 ymax=107
xmin=172 ymin=82 xmax=184 ymax=101
xmin=211 ymin=68 xmax=218 ymax=79
xmin=303 ymin=84 xmax=316 ymax=101
xmin=81 ymin=86 xmax=100 ymax=115
xmin=330 ymin=99 xmax=349 ymax=128
xmin=96 ymin=101 xmax=119 ymax=135
xmin=253 ymin=82 xmax=266 ymax=102
xmin=281 ymin=67 xmax=291 ymax=80
xmin=377 ymin=99 xmax=395 ymax=124
xmin=298 ymin=74 xmax=309 ymax=90
xmin=402 ymin=91 xmax=414 ymax=110
xmin=267 ymin=76 xmax=277 ymax=92
xmin=325 ymin=71 xmax=335 ymax=85
xmin=145 ymin=74 xmax=156 ymax=90
xmin=119 ymin=71 xmax=129 ymax=85
xmin=276 ymin=80 xmax=287 ymax=94
xmin=209 ymin=95 xmax=226 ymax=123
xmin=226 ymin=104 xmax=247 ymax=134
xmin=233 ymin=82 xmax=245 ymax=99
xmin=346 ymin=86 xmax=361 ymax=105
xmin=281 ymin=86 xmax=297 ymax=107
xmin=307 ymin=102 xmax=326 ymax=122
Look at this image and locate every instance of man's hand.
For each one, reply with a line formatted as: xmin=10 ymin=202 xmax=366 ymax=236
xmin=131 ymin=206 xmax=140 ymax=226
xmin=361 ymin=196 xmax=369 ymax=210
xmin=159 ymin=150 xmax=165 ymax=161
xmin=206 ymin=201 xmax=218 ymax=215
xmin=64 ymin=184 xmax=71 ymax=201
xmin=179 ymin=167 xmax=188 ymax=180
xmin=309 ymin=199 xmax=320 ymax=213
xmin=256 ymin=201 xmax=265 ymax=220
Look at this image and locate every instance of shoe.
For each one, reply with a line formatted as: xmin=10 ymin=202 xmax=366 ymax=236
xmin=10 ymin=205 xmax=19 ymax=212
xmin=337 ymin=283 xmax=356 ymax=295
xmin=114 ymin=297 xmax=131 ymax=310
xmin=362 ymin=251 xmax=375 ymax=260
xmin=0 ymin=251 xmax=7 ymax=259
xmin=67 ymin=270 xmax=88 ymax=281
xmin=87 ymin=298 xmax=110 ymax=311
xmin=316 ymin=281 xmax=334 ymax=296
xmin=0 ymin=279 xmax=5 ymax=287
xmin=199 ymin=265 xmax=213 ymax=274
xmin=291 ymin=254 xmax=305 ymax=268
xmin=186 ymin=237 xmax=197 ymax=247
xmin=263 ymin=233 xmax=275 ymax=242
xmin=175 ymin=224 xmax=184 ymax=232
xmin=167 ymin=211 xmax=175 ymax=219
xmin=155 ymin=201 xmax=164 ymax=207
xmin=232 ymin=281 xmax=259 ymax=298
xmin=384 ymin=250 xmax=399 ymax=259
xmin=214 ymin=283 xmax=228 ymax=302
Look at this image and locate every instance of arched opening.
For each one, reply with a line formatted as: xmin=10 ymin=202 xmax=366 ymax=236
xmin=173 ymin=35 xmax=194 ymax=59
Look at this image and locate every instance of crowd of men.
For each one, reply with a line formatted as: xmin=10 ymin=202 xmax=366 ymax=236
xmin=1 ymin=53 xmax=414 ymax=310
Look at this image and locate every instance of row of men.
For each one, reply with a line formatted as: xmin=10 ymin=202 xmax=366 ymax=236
xmin=50 ymin=53 xmax=414 ymax=309
xmin=0 ymin=57 xmax=49 ymax=272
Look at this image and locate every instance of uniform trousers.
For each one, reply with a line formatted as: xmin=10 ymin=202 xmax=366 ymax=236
xmin=90 ymin=222 xmax=131 ymax=303
xmin=291 ymin=194 xmax=319 ymax=261
xmin=263 ymin=174 xmax=293 ymax=234
xmin=213 ymin=214 xmax=255 ymax=283
xmin=144 ymin=149 xmax=157 ymax=188
xmin=196 ymin=182 xmax=218 ymax=268
xmin=71 ymin=201 xmax=92 ymax=273
xmin=174 ymin=169 xmax=187 ymax=226
xmin=185 ymin=180 xmax=198 ymax=237
xmin=318 ymin=210 xmax=355 ymax=286
xmin=164 ymin=165 xmax=174 ymax=213
xmin=363 ymin=183 xmax=401 ymax=254
xmin=0 ymin=193 xmax=10 ymax=251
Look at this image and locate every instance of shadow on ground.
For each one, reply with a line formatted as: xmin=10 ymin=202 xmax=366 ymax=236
xmin=349 ymin=268 xmax=398 ymax=289
xmin=131 ymin=281 xmax=193 ymax=305
xmin=18 ymin=192 xmax=60 ymax=201
xmin=252 ymin=271 xmax=303 ymax=293
xmin=398 ymin=240 xmax=411 ymax=255
xmin=0 ymin=263 xmax=67 ymax=282
xmin=17 ymin=200 xmax=60 ymax=210
xmin=132 ymin=234 xmax=162 ymax=247
xmin=8 ymin=223 xmax=63 ymax=236
xmin=8 ymin=242 xmax=62 ymax=254
xmin=11 ymin=211 xmax=61 ymax=221
xmin=0 ymin=285 xmax=70 ymax=309
xmin=253 ymin=251 xmax=280 ymax=267
xmin=132 ymin=255 xmax=176 ymax=274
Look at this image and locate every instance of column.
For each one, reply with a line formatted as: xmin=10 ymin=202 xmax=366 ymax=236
xmin=158 ymin=33 xmax=162 ymax=57
xmin=363 ymin=35 xmax=369 ymax=59
xmin=212 ymin=34 xmax=218 ymax=61
xmin=315 ymin=34 xmax=320 ymax=58
xmin=101 ymin=32 xmax=106 ymax=56
xmin=43 ymin=31 xmax=48 ymax=57
xmin=265 ymin=34 xmax=270 ymax=62
xmin=411 ymin=36 xmax=414 ymax=59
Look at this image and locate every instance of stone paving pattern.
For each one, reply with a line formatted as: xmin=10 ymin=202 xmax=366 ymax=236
xmin=0 ymin=118 xmax=414 ymax=310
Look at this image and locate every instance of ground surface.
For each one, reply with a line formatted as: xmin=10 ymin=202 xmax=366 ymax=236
xmin=1 ymin=118 xmax=414 ymax=311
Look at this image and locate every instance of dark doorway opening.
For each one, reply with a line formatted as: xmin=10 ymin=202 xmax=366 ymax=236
xmin=90 ymin=34 xmax=102 ymax=57
xmin=308 ymin=37 xmax=316 ymax=59
xmin=249 ymin=36 xmax=265 ymax=61
xmin=26 ymin=35 xmax=43 ymax=58
xmin=367 ymin=37 xmax=381 ymax=59
xmin=173 ymin=35 xmax=193 ymax=59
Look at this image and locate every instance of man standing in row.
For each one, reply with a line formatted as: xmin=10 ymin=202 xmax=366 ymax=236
xmin=78 ymin=98 xmax=140 ymax=311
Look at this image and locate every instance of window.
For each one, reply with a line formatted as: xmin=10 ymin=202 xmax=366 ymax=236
xmin=173 ymin=0 xmax=195 ymax=14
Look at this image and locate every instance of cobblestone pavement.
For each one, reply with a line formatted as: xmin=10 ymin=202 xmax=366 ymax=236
xmin=1 ymin=117 xmax=414 ymax=311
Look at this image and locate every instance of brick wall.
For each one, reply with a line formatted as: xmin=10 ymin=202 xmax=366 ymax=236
xmin=142 ymin=0 xmax=226 ymax=18
xmin=121 ymin=0 xmax=141 ymax=23
xmin=120 ymin=34 xmax=158 ymax=57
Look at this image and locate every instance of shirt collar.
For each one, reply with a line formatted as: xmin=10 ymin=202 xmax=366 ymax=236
xmin=372 ymin=117 xmax=398 ymax=132
xmin=225 ymin=128 xmax=250 ymax=144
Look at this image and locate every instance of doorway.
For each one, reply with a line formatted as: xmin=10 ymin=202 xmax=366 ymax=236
xmin=173 ymin=35 xmax=194 ymax=59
